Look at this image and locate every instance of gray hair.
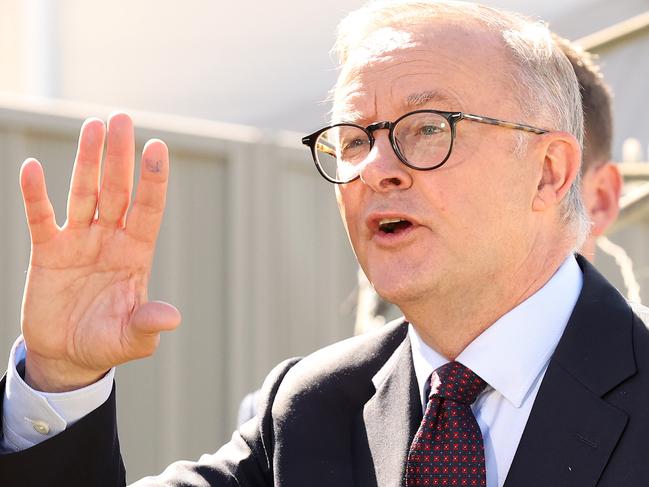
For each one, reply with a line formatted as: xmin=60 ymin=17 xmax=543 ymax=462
xmin=333 ymin=0 xmax=590 ymax=247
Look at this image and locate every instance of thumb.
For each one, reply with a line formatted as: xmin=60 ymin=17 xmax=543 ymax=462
xmin=124 ymin=301 xmax=181 ymax=359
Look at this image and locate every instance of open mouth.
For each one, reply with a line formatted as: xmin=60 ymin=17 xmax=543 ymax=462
xmin=378 ymin=218 xmax=413 ymax=234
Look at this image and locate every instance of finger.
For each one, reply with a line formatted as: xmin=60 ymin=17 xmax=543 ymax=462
xmin=124 ymin=301 xmax=181 ymax=359
xmin=66 ymin=118 xmax=105 ymax=228
xmin=20 ymin=159 xmax=58 ymax=244
xmin=125 ymin=139 xmax=169 ymax=243
xmin=97 ymin=113 xmax=135 ymax=228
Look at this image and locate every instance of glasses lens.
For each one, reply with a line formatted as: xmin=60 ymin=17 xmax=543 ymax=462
xmin=393 ymin=112 xmax=452 ymax=168
xmin=314 ymin=125 xmax=370 ymax=182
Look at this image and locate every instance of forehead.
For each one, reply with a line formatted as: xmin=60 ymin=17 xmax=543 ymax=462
xmin=333 ymin=21 xmax=517 ymax=122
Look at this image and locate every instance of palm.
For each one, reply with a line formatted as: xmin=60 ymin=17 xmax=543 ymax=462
xmin=25 ymin=227 xmax=153 ymax=370
xmin=20 ymin=114 xmax=180 ymax=391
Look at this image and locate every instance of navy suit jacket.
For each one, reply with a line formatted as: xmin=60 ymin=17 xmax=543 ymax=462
xmin=1 ymin=255 xmax=649 ymax=486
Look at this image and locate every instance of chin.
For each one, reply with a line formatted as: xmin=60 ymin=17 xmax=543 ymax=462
xmin=370 ymin=274 xmax=432 ymax=307
xmin=361 ymin=249 xmax=443 ymax=306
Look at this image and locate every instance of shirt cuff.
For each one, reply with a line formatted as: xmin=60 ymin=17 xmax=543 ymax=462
xmin=2 ymin=336 xmax=115 ymax=451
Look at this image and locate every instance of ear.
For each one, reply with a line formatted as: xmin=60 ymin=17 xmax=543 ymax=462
xmin=580 ymin=162 xmax=622 ymax=236
xmin=532 ymin=132 xmax=582 ymax=213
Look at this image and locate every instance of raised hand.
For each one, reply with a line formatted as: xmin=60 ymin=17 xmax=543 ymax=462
xmin=20 ymin=113 xmax=181 ymax=392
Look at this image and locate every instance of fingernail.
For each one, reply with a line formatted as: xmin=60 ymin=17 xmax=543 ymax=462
xmin=145 ymin=159 xmax=163 ymax=173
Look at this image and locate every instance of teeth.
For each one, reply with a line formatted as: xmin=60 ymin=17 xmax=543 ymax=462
xmin=379 ymin=218 xmax=405 ymax=226
xmin=378 ymin=217 xmax=411 ymax=234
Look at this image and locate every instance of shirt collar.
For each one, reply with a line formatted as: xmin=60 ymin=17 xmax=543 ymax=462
xmin=409 ymin=255 xmax=583 ymax=408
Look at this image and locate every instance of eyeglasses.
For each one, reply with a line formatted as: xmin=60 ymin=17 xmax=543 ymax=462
xmin=301 ymin=109 xmax=549 ymax=184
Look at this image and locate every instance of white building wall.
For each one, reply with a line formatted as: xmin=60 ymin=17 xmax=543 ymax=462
xmin=593 ymin=35 xmax=649 ymax=162
xmin=2 ymin=0 xmax=646 ymax=133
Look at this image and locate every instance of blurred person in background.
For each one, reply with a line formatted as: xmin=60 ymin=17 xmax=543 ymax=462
xmin=1 ymin=2 xmax=648 ymax=486
xmin=557 ymin=35 xmax=622 ymax=261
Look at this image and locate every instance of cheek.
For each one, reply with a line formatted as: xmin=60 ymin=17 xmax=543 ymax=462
xmin=433 ymin=168 xmax=525 ymax=235
xmin=336 ymin=185 xmax=362 ymax=243
xmin=421 ymin=177 xmax=472 ymax=221
xmin=335 ymin=186 xmax=345 ymax=219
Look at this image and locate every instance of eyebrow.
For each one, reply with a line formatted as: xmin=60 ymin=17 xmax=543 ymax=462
xmin=332 ymin=89 xmax=461 ymax=125
xmin=405 ymin=90 xmax=460 ymax=109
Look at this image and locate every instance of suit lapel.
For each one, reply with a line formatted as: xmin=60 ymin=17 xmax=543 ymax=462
xmin=505 ymin=255 xmax=635 ymax=487
xmin=272 ymin=319 xmax=410 ymax=487
xmin=354 ymin=335 xmax=422 ymax=487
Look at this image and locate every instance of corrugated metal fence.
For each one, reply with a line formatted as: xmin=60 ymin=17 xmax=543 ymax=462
xmin=0 ymin=96 xmax=359 ymax=480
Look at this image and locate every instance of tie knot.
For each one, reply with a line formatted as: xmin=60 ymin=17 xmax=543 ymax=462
xmin=429 ymin=362 xmax=487 ymax=405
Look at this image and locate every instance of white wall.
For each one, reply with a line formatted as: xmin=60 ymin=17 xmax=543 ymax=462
xmin=2 ymin=0 xmax=647 ymax=134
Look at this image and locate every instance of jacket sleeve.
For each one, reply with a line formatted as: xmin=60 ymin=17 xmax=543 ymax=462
xmin=0 ymin=377 xmax=126 ymax=487
xmin=0 ymin=357 xmax=301 ymax=487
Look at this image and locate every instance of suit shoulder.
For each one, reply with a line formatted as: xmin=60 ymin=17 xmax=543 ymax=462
xmin=272 ymin=319 xmax=409 ymax=409
xmin=626 ymin=302 xmax=649 ymax=378
xmin=288 ymin=318 xmax=407 ymax=380
xmin=629 ymin=302 xmax=649 ymax=328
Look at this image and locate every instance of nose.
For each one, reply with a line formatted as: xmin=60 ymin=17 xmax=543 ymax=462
xmin=359 ymin=132 xmax=413 ymax=191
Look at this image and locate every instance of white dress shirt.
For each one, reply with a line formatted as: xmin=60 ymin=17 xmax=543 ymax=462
xmin=409 ymin=255 xmax=583 ymax=487
xmin=1 ymin=338 xmax=114 ymax=451
xmin=1 ymin=256 xmax=583 ymax=487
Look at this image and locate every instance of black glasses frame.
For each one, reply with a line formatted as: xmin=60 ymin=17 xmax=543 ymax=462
xmin=301 ymin=109 xmax=549 ymax=184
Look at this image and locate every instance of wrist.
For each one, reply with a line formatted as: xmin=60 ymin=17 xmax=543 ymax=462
xmin=24 ymin=350 xmax=108 ymax=393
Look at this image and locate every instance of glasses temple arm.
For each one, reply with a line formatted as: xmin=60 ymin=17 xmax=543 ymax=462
xmin=461 ymin=113 xmax=548 ymax=134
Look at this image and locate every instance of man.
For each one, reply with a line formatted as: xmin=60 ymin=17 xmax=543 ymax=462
xmin=353 ymin=34 xmax=625 ymax=336
xmin=1 ymin=2 xmax=648 ymax=487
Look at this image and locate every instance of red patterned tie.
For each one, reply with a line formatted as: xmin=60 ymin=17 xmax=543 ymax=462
xmin=405 ymin=361 xmax=488 ymax=486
